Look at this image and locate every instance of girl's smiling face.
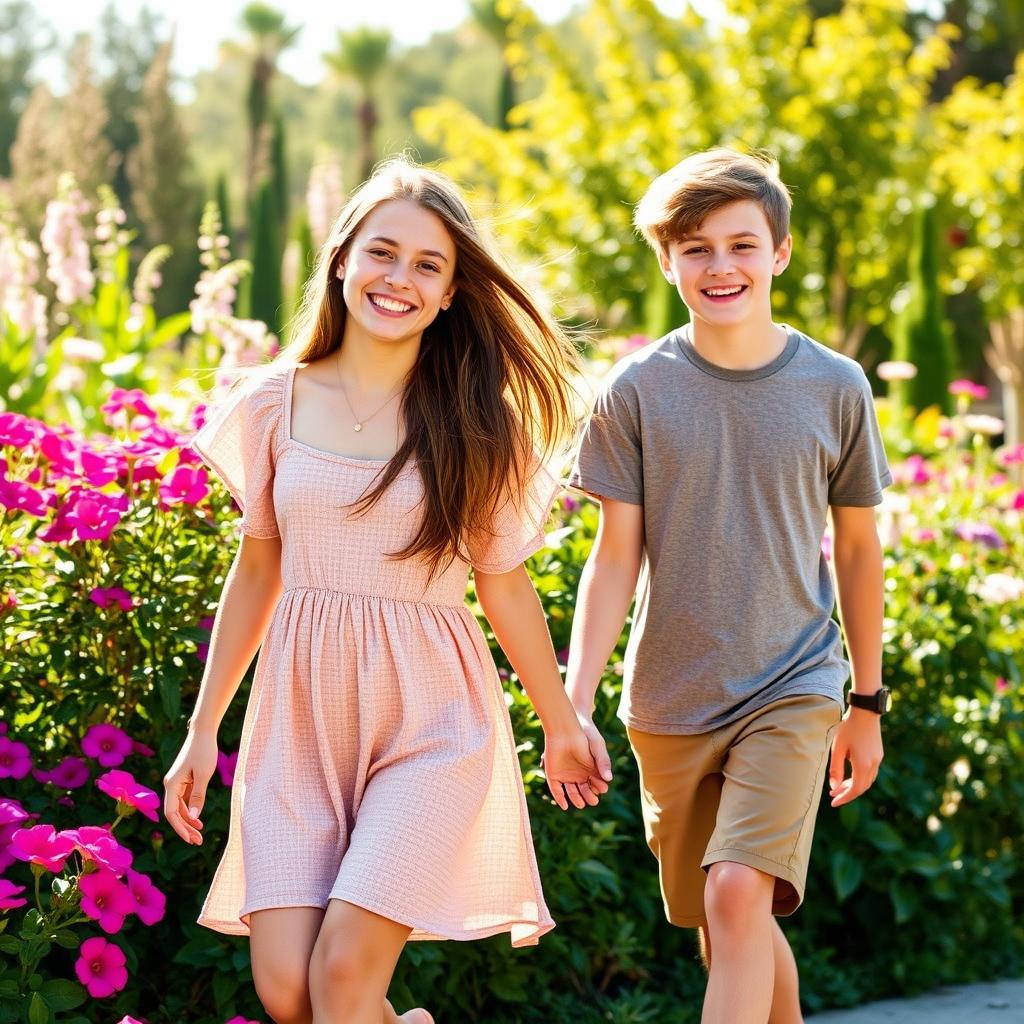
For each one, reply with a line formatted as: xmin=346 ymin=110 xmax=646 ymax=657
xmin=659 ymin=199 xmax=792 ymax=330
xmin=336 ymin=198 xmax=458 ymax=345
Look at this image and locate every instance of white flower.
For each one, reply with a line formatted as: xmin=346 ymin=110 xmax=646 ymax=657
xmin=976 ymin=573 xmax=1024 ymax=605
xmin=877 ymin=360 xmax=918 ymax=382
xmin=964 ymin=414 xmax=1004 ymax=437
xmin=62 ymin=336 xmax=105 ymax=362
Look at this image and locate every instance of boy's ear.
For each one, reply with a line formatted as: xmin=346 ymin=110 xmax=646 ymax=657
xmin=657 ymin=245 xmax=675 ymax=284
xmin=772 ymin=234 xmax=793 ymax=276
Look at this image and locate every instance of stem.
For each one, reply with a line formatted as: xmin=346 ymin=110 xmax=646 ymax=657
xmin=34 ymin=872 xmax=42 ymax=915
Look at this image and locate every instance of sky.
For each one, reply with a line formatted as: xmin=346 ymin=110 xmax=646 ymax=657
xmin=28 ymin=0 xmax=598 ymax=93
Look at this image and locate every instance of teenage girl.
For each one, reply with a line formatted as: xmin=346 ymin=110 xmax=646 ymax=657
xmin=162 ymin=160 xmax=609 ymax=1024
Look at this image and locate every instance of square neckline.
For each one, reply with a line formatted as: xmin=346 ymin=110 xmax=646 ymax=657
xmin=283 ymin=363 xmax=415 ymax=468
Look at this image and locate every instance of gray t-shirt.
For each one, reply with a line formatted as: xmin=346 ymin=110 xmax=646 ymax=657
xmin=569 ymin=324 xmax=893 ymax=734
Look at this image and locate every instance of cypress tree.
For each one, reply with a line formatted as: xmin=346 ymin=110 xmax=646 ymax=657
xmin=248 ymin=179 xmax=282 ymax=335
xmin=891 ymin=197 xmax=956 ymax=414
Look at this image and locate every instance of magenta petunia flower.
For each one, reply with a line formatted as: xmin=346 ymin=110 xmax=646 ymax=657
xmin=96 ymin=769 xmax=160 ymax=821
xmin=9 ymin=824 xmax=77 ymax=872
xmin=1013 ymin=490 xmax=1024 ymax=511
xmin=125 ymin=869 xmax=166 ymax=925
xmin=948 ymin=379 xmax=989 ymax=401
xmin=60 ymin=825 xmax=133 ymax=877
xmin=130 ymin=739 xmax=155 ymax=757
xmin=34 ymin=755 xmax=90 ymax=789
xmin=217 ymin=749 xmax=238 ymax=787
xmin=159 ymin=463 xmax=211 ymax=508
xmin=116 ymin=1017 xmax=147 ymax=1024
xmin=0 ymin=879 xmax=27 ymax=909
xmin=88 ymin=586 xmax=135 ymax=611
xmin=0 ymin=798 xmax=31 ymax=828
xmin=0 ymin=736 xmax=32 ymax=779
xmin=75 ymin=936 xmax=128 ymax=998
xmin=0 ymin=477 xmax=49 ymax=517
xmin=78 ymin=867 xmax=135 ymax=934
xmin=81 ymin=723 xmax=133 ymax=767
xmin=224 ymin=1018 xmax=262 ymax=1024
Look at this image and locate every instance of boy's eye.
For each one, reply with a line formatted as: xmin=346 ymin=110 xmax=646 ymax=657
xmin=735 ymin=243 xmax=755 ymax=250
xmin=683 ymin=247 xmax=706 ymax=256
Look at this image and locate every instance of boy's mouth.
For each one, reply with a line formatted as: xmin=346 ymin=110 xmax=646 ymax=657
xmin=368 ymin=293 xmax=416 ymax=315
xmin=701 ymin=284 xmax=748 ymax=303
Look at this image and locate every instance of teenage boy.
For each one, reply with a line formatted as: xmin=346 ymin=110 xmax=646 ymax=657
xmin=565 ymin=149 xmax=892 ymax=1024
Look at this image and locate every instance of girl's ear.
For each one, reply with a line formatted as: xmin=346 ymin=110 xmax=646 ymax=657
xmin=335 ymin=255 xmax=346 ymax=281
xmin=441 ymin=283 xmax=457 ymax=310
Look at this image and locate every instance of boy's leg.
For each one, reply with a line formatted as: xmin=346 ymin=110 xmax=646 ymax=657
xmin=700 ymin=693 xmax=841 ymax=1024
xmin=698 ymin=919 xmax=802 ymax=1024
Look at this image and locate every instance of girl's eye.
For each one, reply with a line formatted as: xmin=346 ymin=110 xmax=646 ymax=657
xmin=420 ymin=262 xmax=440 ymax=273
xmin=368 ymin=248 xmax=393 ymax=258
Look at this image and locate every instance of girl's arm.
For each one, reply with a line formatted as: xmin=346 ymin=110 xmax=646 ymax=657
xmin=828 ymin=504 xmax=885 ymax=808
xmin=188 ymin=534 xmax=284 ymax=734
xmin=475 ymin=564 xmax=610 ymax=811
xmin=162 ymin=535 xmax=283 ymax=844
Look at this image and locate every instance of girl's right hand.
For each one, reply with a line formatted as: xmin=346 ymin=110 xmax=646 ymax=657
xmin=162 ymin=730 xmax=219 ymax=845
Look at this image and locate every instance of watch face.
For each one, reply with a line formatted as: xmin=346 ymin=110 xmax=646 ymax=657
xmin=880 ymin=689 xmax=892 ymax=713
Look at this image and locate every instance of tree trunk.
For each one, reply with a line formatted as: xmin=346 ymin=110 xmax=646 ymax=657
xmin=987 ymin=309 xmax=1024 ymax=450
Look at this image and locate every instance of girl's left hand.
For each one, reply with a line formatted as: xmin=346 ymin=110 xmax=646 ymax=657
xmin=541 ymin=728 xmax=610 ymax=811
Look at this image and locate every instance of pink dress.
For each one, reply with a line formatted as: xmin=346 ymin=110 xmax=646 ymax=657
xmin=187 ymin=362 xmax=560 ymax=947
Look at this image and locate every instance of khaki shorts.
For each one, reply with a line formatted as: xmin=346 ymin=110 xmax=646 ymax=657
xmin=627 ymin=692 xmax=843 ymax=928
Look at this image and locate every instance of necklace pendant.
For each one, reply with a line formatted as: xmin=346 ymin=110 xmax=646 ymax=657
xmin=353 ymin=423 xmax=363 ymax=432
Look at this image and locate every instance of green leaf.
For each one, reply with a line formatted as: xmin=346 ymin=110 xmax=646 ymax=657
xmin=862 ymin=819 xmax=904 ymax=852
xmin=51 ymin=932 xmax=79 ymax=950
xmin=0 ymin=938 xmax=18 ymax=956
xmin=830 ymin=850 xmax=864 ymax=902
xmin=27 ymin=992 xmax=48 ymax=1024
xmin=576 ymin=858 xmax=622 ymax=898
xmin=39 ymin=979 xmax=86 ymax=1012
xmin=888 ymin=878 xmax=918 ymax=923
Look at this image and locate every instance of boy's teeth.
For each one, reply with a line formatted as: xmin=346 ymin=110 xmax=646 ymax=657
xmin=371 ymin=295 xmax=413 ymax=312
xmin=705 ymin=286 xmax=744 ymax=296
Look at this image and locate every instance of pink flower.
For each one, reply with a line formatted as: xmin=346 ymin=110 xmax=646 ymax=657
xmin=0 ymin=879 xmax=28 ymax=909
xmin=217 ymin=750 xmax=238 ymax=787
xmin=224 ymin=1018 xmax=262 ymax=1024
xmin=60 ymin=488 xmax=128 ymax=542
xmin=60 ymin=825 xmax=132 ymax=877
xmin=81 ymin=723 xmax=133 ymax=767
xmin=0 ymin=798 xmax=31 ymax=828
xmin=159 ymin=463 xmax=211 ymax=509
xmin=9 ymin=824 xmax=77 ymax=872
xmin=948 ymin=379 xmax=989 ymax=401
xmin=88 ymin=586 xmax=134 ymax=611
xmin=914 ymin=529 xmax=938 ymax=543
xmin=75 ymin=936 xmax=128 ymax=998
xmin=79 ymin=867 xmax=135 ymax=934
xmin=0 ymin=412 xmax=36 ymax=448
xmin=131 ymin=740 xmax=155 ymax=757
xmin=1013 ymin=490 xmax=1024 ymax=512
xmin=101 ymin=387 xmax=158 ymax=430
xmin=96 ymin=769 xmax=160 ymax=821
xmin=0 ymin=736 xmax=32 ymax=779
xmin=117 ymin=1017 xmax=147 ymax=1024
xmin=34 ymin=755 xmax=90 ymax=789
xmin=998 ymin=443 xmax=1024 ymax=466
xmin=0 ymin=476 xmax=49 ymax=517
xmin=125 ymin=869 xmax=166 ymax=925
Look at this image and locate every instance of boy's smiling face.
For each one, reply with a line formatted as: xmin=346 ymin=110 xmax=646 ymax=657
xmin=658 ymin=199 xmax=792 ymax=331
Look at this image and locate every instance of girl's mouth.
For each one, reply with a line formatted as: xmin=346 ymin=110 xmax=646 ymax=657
xmin=368 ymin=293 xmax=416 ymax=316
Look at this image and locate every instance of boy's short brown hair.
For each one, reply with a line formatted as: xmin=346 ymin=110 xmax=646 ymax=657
xmin=634 ymin=148 xmax=792 ymax=252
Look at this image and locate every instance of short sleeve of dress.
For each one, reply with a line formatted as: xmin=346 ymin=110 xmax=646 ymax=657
xmin=466 ymin=451 xmax=563 ymax=574
xmin=828 ymin=370 xmax=894 ymax=507
xmin=567 ymin=374 xmax=643 ymax=505
xmin=188 ymin=372 xmax=284 ymax=538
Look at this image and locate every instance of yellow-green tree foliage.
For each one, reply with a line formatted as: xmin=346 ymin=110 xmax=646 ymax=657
xmin=934 ymin=54 xmax=1024 ymax=446
xmin=415 ymin=0 xmax=951 ymax=348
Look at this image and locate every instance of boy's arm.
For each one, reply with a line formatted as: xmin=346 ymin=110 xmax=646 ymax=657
xmin=565 ymin=495 xmax=645 ymax=781
xmin=828 ymin=503 xmax=886 ymax=808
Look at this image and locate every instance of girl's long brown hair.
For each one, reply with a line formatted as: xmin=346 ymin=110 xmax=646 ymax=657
xmin=271 ymin=159 xmax=581 ymax=576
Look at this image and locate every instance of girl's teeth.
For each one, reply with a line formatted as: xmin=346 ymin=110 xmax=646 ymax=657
xmin=371 ymin=295 xmax=412 ymax=312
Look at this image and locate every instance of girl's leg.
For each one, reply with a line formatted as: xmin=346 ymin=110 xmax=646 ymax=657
xmin=308 ymin=898 xmax=428 ymax=1024
xmin=250 ymin=907 xmax=324 ymax=1024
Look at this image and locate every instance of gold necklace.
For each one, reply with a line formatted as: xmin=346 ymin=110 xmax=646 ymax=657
xmin=335 ymin=353 xmax=403 ymax=432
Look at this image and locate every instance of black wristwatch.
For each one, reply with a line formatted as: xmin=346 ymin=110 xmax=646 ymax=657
xmin=846 ymin=686 xmax=891 ymax=715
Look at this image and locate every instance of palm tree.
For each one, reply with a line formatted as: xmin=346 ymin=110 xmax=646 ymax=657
xmin=324 ymin=28 xmax=392 ymax=183
xmin=224 ymin=3 xmax=300 ymax=210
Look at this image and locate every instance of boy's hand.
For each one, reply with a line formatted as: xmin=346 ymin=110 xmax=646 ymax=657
xmin=541 ymin=726 xmax=611 ymax=811
xmin=828 ymin=707 xmax=884 ymax=807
